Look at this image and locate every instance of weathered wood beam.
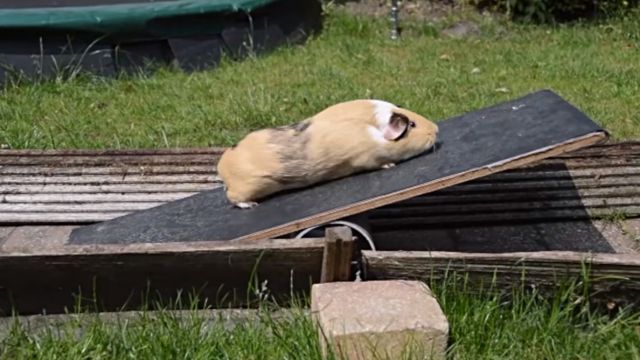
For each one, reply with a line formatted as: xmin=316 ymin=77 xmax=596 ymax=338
xmin=363 ymin=250 xmax=640 ymax=309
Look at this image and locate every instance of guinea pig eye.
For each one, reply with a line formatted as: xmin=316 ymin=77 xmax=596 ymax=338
xmin=409 ymin=121 xmax=416 ymax=128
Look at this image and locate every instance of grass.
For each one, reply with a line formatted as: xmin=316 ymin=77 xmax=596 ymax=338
xmin=1 ymin=277 xmax=639 ymax=359
xmin=1 ymin=307 xmax=327 ymax=360
xmin=0 ymin=6 xmax=639 ymax=149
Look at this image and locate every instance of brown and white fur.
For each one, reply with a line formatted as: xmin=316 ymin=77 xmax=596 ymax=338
xmin=217 ymin=99 xmax=439 ymax=209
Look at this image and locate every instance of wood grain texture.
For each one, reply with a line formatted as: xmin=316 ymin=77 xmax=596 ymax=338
xmin=0 ymin=174 xmax=216 ymax=184
xmin=0 ymin=148 xmax=221 ymax=156
xmin=0 ymin=155 xmax=219 ymax=166
xmin=0 ymin=238 xmax=325 ymax=316
xmin=363 ymin=250 xmax=640 ymax=309
xmin=0 ymin=165 xmax=215 ymax=175
xmin=320 ymin=227 xmax=355 ymax=282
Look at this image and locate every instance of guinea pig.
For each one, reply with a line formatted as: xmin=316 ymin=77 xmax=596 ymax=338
xmin=216 ymin=99 xmax=439 ymax=209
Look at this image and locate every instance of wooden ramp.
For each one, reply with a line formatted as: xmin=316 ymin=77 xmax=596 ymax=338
xmin=63 ymin=89 xmax=607 ymax=245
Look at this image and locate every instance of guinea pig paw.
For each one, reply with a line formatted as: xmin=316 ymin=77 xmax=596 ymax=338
xmin=235 ymin=201 xmax=258 ymax=209
xmin=381 ymin=163 xmax=396 ymax=169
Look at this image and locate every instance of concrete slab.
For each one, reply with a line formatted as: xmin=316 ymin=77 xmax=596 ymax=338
xmin=311 ymin=280 xmax=448 ymax=360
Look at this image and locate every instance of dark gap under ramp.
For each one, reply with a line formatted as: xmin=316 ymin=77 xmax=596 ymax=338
xmin=69 ymin=89 xmax=608 ymax=245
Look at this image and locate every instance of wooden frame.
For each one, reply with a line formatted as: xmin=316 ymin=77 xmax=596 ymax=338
xmin=0 ymin=225 xmax=356 ymax=316
xmin=2 ymin=141 xmax=640 ymax=315
xmin=363 ymin=250 xmax=640 ymax=310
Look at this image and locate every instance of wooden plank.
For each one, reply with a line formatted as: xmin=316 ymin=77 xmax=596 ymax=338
xmin=320 ymin=227 xmax=355 ymax=282
xmin=0 ymin=183 xmax=217 ymax=194
xmin=1 ymin=192 xmax=198 ymax=203
xmin=0 ymin=225 xmax=326 ymax=315
xmin=371 ymin=198 xmax=640 ymax=217
xmin=1 ymin=170 xmax=635 ymax=192
xmin=473 ymin=167 xmax=640 ymax=182
xmin=553 ymin=142 xmax=640 ymax=158
xmin=5 ymin=187 xmax=638 ymax=207
xmin=337 ymin=230 xmax=356 ymax=281
xmin=1 ymin=162 xmax=637 ymax=179
xmin=370 ymin=206 xmax=640 ymax=227
xmin=0 ymin=148 xmax=222 ymax=157
xmin=548 ymin=158 xmax=640 ymax=169
xmin=0 ymin=238 xmax=325 ymax=315
xmin=0 ymin=154 xmax=218 ymax=166
xmin=0 ymin=141 xmax=635 ymax=175
xmin=0 ymin=212 xmax=132 ymax=223
xmin=0 ymin=225 xmax=324 ymax=255
xmin=363 ymin=250 xmax=640 ymax=309
xmin=67 ymin=90 xmax=608 ymax=245
xmin=0 ymin=174 xmax=217 ymax=184
xmin=436 ymin=177 xmax=640 ymax=193
xmin=393 ymin=187 xmax=640 ymax=206
xmin=0 ymin=202 xmax=164 ymax=212
xmin=320 ymin=233 xmax=339 ymax=283
xmin=3 ymin=177 xmax=640 ymax=223
xmin=0 ymin=141 xmax=635 ymax=159
xmin=0 ymin=165 xmax=215 ymax=176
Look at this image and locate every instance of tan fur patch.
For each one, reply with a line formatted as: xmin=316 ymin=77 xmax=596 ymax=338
xmin=217 ymin=99 xmax=438 ymax=205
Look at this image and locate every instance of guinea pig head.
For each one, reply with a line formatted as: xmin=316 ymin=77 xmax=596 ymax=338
xmin=374 ymin=101 xmax=439 ymax=160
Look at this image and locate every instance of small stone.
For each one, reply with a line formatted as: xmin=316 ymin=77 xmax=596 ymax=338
xmin=0 ymin=144 xmax=10 ymax=149
xmin=471 ymin=67 xmax=481 ymax=74
xmin=442 ymin=20 xmax=481 ymax=39
xmin=495 ymin=87 xmax=510 ymax=93
xmin=311 ymin=280 xmax=449 ymax=360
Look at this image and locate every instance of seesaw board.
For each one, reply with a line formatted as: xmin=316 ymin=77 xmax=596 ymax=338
xmin=69 ymin=89 xmax=607 ymax=245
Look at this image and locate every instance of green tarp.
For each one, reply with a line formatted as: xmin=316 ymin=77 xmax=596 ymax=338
xmin=0 ymin=0 xmax=276 ymax=37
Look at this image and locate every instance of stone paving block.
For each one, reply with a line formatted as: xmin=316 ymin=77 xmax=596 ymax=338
xmin=311 ymin=280 xmax=449 ymax=360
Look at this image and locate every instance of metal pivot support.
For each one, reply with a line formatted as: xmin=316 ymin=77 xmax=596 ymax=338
xmin=390 ymin=0 xmax=400 ymax=40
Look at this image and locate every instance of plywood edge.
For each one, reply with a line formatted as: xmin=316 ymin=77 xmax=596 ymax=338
xmin=231 ymin=131 xmax=608 ymax=242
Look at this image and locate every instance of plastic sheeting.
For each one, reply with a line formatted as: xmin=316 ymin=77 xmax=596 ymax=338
xmin=0 ymin=0 xmax=274 ymax=37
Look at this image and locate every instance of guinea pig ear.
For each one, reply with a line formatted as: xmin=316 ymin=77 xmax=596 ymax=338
xmin=382 ymin=113 xmax=410 ymax=141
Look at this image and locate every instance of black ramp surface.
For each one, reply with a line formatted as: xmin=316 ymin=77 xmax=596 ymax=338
xmin=69 ymin=90 xmax=606 ymax=245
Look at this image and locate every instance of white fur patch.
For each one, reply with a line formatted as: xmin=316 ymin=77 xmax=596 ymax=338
xmin=367 ymin=125 xmax=386 ymax=144
xmin=369 ymin=99 xmax=396 ymax=129
xmin=236 ymin=201 xmax=258 ymax=209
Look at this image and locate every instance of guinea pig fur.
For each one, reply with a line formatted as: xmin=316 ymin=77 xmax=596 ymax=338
xmin=217 ymin=99 xmax=439 ymax=209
